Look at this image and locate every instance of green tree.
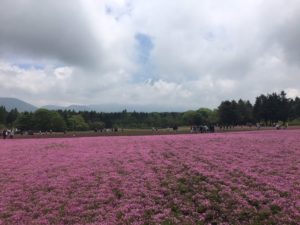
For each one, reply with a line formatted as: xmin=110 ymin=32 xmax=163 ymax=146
xmin=253 ymin=91 xmax=291 ymax=124
xmin=6 ymin=108 xmax=19 ymax=127
xmin=15 ymin=112 xmax=34 ymax=131
xmin=197 ymin=108 xmax=218 ymax=124
xmin=68 ymin=115 xmax=89 ymax=131
xmin=218 ymin=100 xmax=239 ymax=126
xmin=290 ymin=97 xmax=300 ymax=120
xmin=182 ymin=110 xmax=204 ymax=125
xmin=254 ymin=94 xmax=266 ymax=123
xmin=33 ymin=109 xmax=66 ymax=132
xmin=146 ymin=113 xmax=162 ymax=127
xmin=208 ymin=109 xmax=219 ymax=124
xmin=0 ymin=106 xmax=7 ymax=125
xmin=237 ymin=100 xmax=253 ymax=124
xmin=278 ymin=91 xmax=290 ymax=122
xmin=266 ymin=93 xmax=281 ymax=123
xmin=89 ymin=121 xmax=105 ymax=130
xmin=50 ymin=111 xmax=67 ymax=132
xmin=33 ymin=109 xmax=53 ymax=131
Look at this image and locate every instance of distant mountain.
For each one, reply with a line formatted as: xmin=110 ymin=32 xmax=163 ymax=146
xmin=42 ymin=105 xmax=93 ymax=111
xmin=0 ymin=97 xmax=184 ymax=113
xmin=0 ymin=97 xmax=185 ymax=113
xmin=42 ymin=103 xmax=184 ymax=112
xmin=67 ymin=105 xmax=93 ymax=111
xmin=88 ymin=104 xmax=183 ymax=112
xmin=41 ymin=105 xmax=65 ymax=111
xmin=0 ymin=97 xmax=37 ymax=112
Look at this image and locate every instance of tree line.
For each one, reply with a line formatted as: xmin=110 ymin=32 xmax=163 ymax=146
xmin=218 ymin=91 xmax=300 ymax=126
xmin=0 ymin=91 xmax=300 ymax=132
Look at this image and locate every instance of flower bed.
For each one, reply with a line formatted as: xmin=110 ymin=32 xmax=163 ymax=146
xmin=0 ymin=130 xmax=299 ymax=224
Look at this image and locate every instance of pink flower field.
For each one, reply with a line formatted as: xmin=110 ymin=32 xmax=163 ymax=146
xmin=0 ymin=130 xmax=300 ymax=224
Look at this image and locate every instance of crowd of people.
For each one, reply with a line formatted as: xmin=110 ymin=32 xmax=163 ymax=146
xmin=2 ymin=129 xmax=15 ymax=139
xmin=190 ymin=124 xmax=215 ymax=133
xmin=1 ymin=122 xmax=290 ymax=140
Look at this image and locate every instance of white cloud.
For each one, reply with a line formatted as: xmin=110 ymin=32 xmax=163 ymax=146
xmin=286 ymin=88 xmax=300 ymax=99
xmin=0 ymin=0 xmax=300 ymax=110
xmin=54 ymin=67 xmax=73 ymax=80
xmin=0 ymin=62 xmax=51 ymax=94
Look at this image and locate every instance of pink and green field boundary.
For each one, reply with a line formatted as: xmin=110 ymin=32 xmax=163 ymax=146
xmin=0 ymin=130 xmax=300 ymax=224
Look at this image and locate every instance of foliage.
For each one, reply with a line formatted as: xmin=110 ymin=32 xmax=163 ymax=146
xmin=182 ymin=110 xmax=203 ymax=125
xmin=6 ymin=108 xmax=19 ymax=126
xmin=1 ymin=90 xmax=300 ymax=131
xmin=33 ymin=109 xmax=66 ymax=132
xmin=33 ymin=109 xmax=52 ymax=131
xmin=0 ymin=106 xmax=7 ymax=125
xmin=288 ymin=118 xmax=300 ymax=126
xmin=253 ymin=91 xmax=290 ymax=124
xmin=218 ymin=100 xmax=239 ymax=125
xmin=89 ymin=121 xmax=105 ymax=130
xmin=15 ymin=112 xmax=34 ymax=131
xmin=289 ymin=97 xmax=300 ymax=120
xmin=50 ymin=111 xmax=67 ymax=132
xmin=67 ymin=115 xmax=89 ymax=131
xmin=237 ymin=99 xmax=253 ymax=124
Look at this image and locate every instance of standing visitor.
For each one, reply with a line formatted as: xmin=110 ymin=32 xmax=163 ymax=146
xmin=9 ymin=129 xmax=14 ymax=139
xmin=2 ymin=129 xmax=7 ymax=139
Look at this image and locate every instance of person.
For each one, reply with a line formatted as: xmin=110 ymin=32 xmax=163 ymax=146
xmin=256 ymin=123 xmax=261 ymax=130
xmin=9 ymin=129 xmax=14 ymax=139
xmin=173 ymin=125 xmax=178 ymax=133
xmin=2 ymin=129 xmax=7 ymax=139
xmin=209 ymin=124 xmax=215 ymax=133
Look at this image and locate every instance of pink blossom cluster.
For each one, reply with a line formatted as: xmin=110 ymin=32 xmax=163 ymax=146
xmin=0 ymin=130 xmax=300 ymax=224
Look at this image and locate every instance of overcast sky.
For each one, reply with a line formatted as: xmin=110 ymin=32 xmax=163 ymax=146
xmin=0 ymin=0 xmax=300 ymax=111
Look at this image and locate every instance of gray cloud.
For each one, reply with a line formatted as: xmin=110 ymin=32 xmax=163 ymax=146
xmin=274 ymin=6 xmax=300 ymax=65
xmin=0 ymin=0 xmax=102 ymax=68
xmin=0 ymin=0 xmax=300 ymax=110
